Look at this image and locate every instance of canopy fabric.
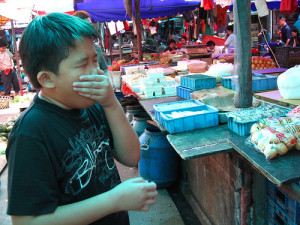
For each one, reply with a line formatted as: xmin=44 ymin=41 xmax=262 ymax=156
xmin=229 ymin=0 xmax=300 ymax=11
xmin=75 ymin=0 xmax=201 ymax=22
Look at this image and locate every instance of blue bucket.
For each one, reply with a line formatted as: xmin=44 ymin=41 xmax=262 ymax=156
xmin=138 ymin=126 xmax=179 ymax=188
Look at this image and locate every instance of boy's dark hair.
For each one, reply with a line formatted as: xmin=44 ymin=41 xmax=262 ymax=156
xmin=0 ymin=37 xmax=7 ymax=48
xmin=227 ymin=25 xmax=234 ymax=32
xmin=277 ymin=16 xmax=286 ymax=21
xmin=181 ymin=36 xmax=187 ymax=41
xmin=19 ymin=12 xmax=99 ymax=89
xmin=167 ymin=39 xmax=176 ymax=46
xmin=73 ymin=10 xmax=91 ymax=20
xmin=206 ymin=41 xmax=216 ymax=47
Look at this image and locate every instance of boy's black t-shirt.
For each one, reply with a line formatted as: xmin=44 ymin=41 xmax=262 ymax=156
xmin=6 ymin=94 xmax=129 ymax=225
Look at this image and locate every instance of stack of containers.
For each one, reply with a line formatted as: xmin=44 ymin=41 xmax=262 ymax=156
xmin=140 ymin=69 xmax=176 ymax=98
xmin=265 ymin=179 xmax=300 ymax=225
xmin=177 ymin=74 xmax=217 ymax=99
xmin=153 ymin=99 xmax=219 ymax=134
xmin=221 ymin=73 xmax=278 ymax=91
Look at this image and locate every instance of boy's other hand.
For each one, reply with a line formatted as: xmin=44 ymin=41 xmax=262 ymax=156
xmin=111 ymin=177 xmax=157 ymax=212
xmin=73 ymin=71 xmax=117 ymax=108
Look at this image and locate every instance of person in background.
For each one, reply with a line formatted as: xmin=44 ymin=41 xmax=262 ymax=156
xmin=258 ymin=29 xmax=271 ymax=56
xmin=206 ymin=40 xmax=223 ymax=58
xmin=177 ymin=36 xmax=187 ymax=49
xmin=0 ymin=37 xmax=20 ymax=97
xmin=224 ymin=25 xmax=236 ymax=51
xmin=6 ymin=13 xmax=157 ymax=225
xmin=164 ymin=39 xmax=177 ymax=53
xmin=290 ymin=27 xmax=300 ymax=47
xmin=73 ymin=11 xmax=111 ymax=80
xmin=277 ymin=16 xmax=291 ymax=46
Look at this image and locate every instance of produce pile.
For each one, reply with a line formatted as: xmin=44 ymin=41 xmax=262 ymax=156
xmin=0 ymin=116 xmax=18 ymax=154
xmin=252 ymin=57 xmax=276 ymax=70
xmin=250 ymin=115 xmax=300 ymax=160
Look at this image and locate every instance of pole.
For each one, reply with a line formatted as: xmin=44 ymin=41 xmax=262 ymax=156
xmin=134 ymin=0 xmax=143 ymax=62
xmin=10 ymin=19 xmax=23 ymax=96
xmin=233 ymin=0 xmax=252 ymax=108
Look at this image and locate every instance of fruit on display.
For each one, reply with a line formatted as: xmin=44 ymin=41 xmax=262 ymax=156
xmin=251 ymin=57 xmax=276 ymax=70
xmin=0 ymin=116 xmax=18 ymax=154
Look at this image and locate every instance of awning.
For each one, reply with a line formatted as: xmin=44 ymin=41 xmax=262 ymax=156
xmin=75 ymin=0 xmax=201 ymax=22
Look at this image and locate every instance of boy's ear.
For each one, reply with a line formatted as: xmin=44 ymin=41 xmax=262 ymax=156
xmin=37 ymin=71 xmax=56 ymax=88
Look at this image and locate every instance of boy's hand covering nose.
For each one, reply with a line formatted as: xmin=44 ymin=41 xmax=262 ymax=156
xmin=73 ymin=73 xmax=116 ymax=108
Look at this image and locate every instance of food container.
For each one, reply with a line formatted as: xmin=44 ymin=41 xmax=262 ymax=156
xmin=188 ymin=61 xmax=207 ymax=73
xmin=180 ymin=74 xmax=216 ymax=90
xmin=226 ymin=102 xmax=290 ymax=136
xmin=153 ymin=99 xmax=204 ymax=124
xmin=160 ymin=104 xmax=219 ymax=134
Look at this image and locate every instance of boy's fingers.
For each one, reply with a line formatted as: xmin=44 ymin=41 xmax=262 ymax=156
xmin=141 ymin=205 xmax=150 ymax=211
xmin=73 ymin=81 xmax=105 ymax=88
xmin=79 ymin=74 xmax=107 ymax=81
xmin=145 ymin=199 xmax=156 ymax=205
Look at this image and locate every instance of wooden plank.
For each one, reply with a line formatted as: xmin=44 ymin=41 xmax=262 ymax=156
xmin=228 ymin=136 xmax=300 ymax=186
xmin=254 ymin=90 xmax=299 ymax=109
xmin=167 ymin=124 xmax=234 ymax=160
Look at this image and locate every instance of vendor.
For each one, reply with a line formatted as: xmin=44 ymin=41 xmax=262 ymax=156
xmin=224 ymin=25 xmax=236 ymax=51
xmin=277 ymin=16 xmax=291 ymax=47
xmin=164 ymin=39 xmax=177 ymax=54
xmin=206 ymin=41 xmax=223 ymax=58
xmin=177 ymin=36 xmax=187 ymax=49
xmin=290 ymin=27 xmax=300 ymax=47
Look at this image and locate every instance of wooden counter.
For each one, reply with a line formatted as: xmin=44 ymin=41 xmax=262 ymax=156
xmin=254 ymin=90 xmax=300 ymax=109
xmin=139 ymin=97 xmax=234 ymax=159
xmin=167 ymin=124 xmax=234 ymax=160
xmin=228 ymin=136 xmax=300 ymax=186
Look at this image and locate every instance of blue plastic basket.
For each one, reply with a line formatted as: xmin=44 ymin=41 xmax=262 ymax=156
xmin=176 ymin=86 xmax=195 ymax=99
xmin=153 ymin=100 xmax=205 ymax=124
xmin=180 ymin=74 xmax=216 ymax=90
xmin=160 ymin=105 xmax=219 ymax=134
xmin=226 ymin=103 xmax=290 ymax=136
xmin=221 ymin=74 xmax=278 ymax=91
xmin=266 ymin=179 xmax=300 ymax=225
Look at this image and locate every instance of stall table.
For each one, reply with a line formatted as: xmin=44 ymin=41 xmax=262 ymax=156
xmin=167 ymin=125 xmax=234 ymax=159
xmin=254 ymin=90 xmax=300 ymax=109
xmin=228 ymin=136 xmax=300 ymax=186
xmin=139 ymin=96 xmax=235 ymax=160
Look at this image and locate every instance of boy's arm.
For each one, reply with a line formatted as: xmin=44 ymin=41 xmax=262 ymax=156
xmin=103 ymin=99 xmax=141 ymax=167
xmin=11 ymin=177 xmax=157 ymax=225
xmin=73 ymin=74 xmax=140 ymax=167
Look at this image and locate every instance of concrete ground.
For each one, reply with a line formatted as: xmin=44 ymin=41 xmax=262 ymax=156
xmin=116 ymin=162 xmax=185 ymax=225
xmin=0 ymin=163 xmax=185 ymax=225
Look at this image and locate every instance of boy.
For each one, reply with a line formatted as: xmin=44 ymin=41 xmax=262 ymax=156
xmin=6 ymin=13 xmax=157 ymax=225
xmin=0 ymin=38 xmax=20 ymax=96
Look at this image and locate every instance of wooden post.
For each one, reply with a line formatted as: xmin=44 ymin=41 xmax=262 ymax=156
xmin=10 ymin=19 xmax=23 ymax=96
xmin=233 ymin=0 xmax=252 ymax=108
xmin=134 ymin=0 xmax=143 ymax=62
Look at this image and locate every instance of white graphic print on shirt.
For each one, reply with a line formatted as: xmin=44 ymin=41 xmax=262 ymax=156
xmin=62 ymin=124 xmax=119 ymax=195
